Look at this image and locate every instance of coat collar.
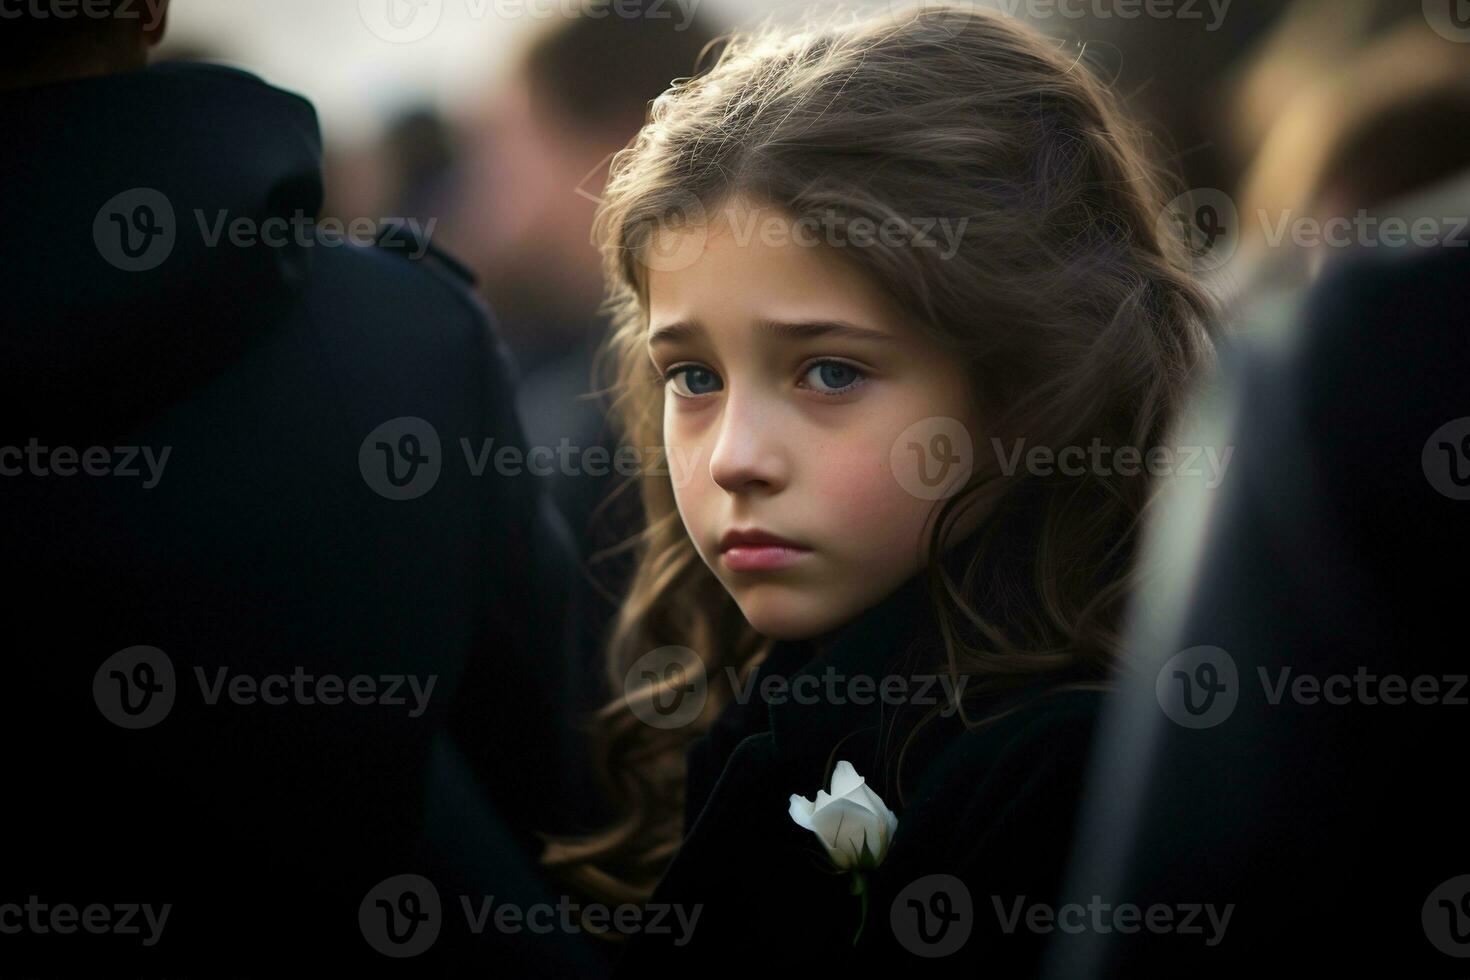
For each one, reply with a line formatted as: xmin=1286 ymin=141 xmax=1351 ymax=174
xmin=764 ymin=532 xmax=984 ymax=794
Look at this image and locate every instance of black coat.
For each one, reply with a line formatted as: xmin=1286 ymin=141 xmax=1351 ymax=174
xmin=1 ymin=63 xmax=599 ymax=977
xmin=611 ymin=539 xmax=1107 ymax=975
xmin=1050 ymin=204 xmax=1470 ymax=977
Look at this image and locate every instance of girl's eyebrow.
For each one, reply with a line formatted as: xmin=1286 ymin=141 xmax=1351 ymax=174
xmin=648 ymin=318 xmax=899 ymax=349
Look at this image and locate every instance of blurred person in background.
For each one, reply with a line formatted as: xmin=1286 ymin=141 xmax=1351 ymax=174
xmin=440 ymin=0 xmax=722 ymax=773
xmin=1046 ymin=101 xmax=1470 ymax=980
xmin=1045 ymin=4 xmax=1470 ymax=972
xmin=1020 ymin=0 xmax=1282 ymax=194
xmin=1219 ymin=0 xmax=1444 ymax=188
xmin=1033 ymin=0 xmax=1446 ymax=260
xmin=1 ymin=2 xmax=599 ymax=974
xmin=1224 ymin=10 xmax=1470 ymax=327
xmin=382 ymin=104 xmax=461 ymax=227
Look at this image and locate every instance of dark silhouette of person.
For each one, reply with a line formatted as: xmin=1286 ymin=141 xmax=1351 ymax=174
xmin=2 ymin=3 xmax=603 ymax=975
xmin=1046 ymin=167 xmax=1470 ymax=977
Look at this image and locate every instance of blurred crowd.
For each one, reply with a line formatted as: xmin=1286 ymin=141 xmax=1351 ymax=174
xmin=163 ymin=0 xmax=1470 ymax=601
xmin=7 ymin=0 xmax=1468 ymax=972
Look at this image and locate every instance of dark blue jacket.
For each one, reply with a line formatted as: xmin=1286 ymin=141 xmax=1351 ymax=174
xmin=1 ymin=63 xmax=601 ymax=976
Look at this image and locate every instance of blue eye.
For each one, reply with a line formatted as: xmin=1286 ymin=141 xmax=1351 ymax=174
xmin=658 ymin=361 xmax=868 ymax=399
xmin=665 ymin=365 xmax=722 ymax=397
xmin=802 ymin=360 xmax=867 ymax=396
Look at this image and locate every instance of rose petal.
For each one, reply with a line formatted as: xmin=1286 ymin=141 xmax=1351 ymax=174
xmin=846 ymin=782 xmax=898 ymax=854
xmin=829 ymin=760 xmax=864 ymax=797
xmin=788 ymin=793 xmax=817 ymax=832
xmin=810 ymin=797 xmax=881 ymax=870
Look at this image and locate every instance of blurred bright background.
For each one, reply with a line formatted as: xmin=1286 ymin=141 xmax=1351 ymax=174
xmin=159 ymin=0 xmax=799 ymax=141
xmin=151 ymin=0 xmax=1470 ymax=586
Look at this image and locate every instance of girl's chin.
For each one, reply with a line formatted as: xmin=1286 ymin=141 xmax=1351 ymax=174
xmin=732 ymin=591 xmax=850 ymax=643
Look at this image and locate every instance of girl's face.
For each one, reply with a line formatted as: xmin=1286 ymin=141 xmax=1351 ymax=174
xmin=646 ymin=196 xmax=986 ymax=640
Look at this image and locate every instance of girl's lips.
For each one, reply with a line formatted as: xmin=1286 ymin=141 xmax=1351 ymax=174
xmin=721 ymin=545 xmax=812 ymax=572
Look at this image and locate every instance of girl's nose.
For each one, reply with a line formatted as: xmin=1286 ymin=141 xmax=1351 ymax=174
xmin=707 ymin=390 xmax=789 ymax=495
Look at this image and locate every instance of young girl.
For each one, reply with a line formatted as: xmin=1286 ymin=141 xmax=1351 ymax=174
xmin=540 ymin=4 xmax=1215 ymax=971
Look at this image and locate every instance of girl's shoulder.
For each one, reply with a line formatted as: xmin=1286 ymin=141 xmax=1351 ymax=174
xmin=890 ymin=685 xmax=1108 ymax=856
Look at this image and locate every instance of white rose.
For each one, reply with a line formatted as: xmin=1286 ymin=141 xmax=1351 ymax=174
xmin=788 ymin=760 xmax=898 ymax=871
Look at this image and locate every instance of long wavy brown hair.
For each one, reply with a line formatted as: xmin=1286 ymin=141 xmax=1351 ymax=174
xmin=538 ymin=3 xmax=1217 ymax=919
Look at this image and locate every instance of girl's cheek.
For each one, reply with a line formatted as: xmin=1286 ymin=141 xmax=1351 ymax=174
xmin=664 ymin=430 xmax=710 ymax=537
xmin=813 ymin=440 xmax=925 ymax=540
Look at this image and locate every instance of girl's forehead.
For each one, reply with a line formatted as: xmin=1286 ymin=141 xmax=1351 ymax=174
xmin=643 ymin=201 xmax=923 ymax=341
